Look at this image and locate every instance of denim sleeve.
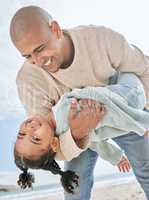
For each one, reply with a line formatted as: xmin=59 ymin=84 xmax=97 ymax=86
xmin=90 ymin=140 xmax=123 ymax=165
xmin=107 ymin=73 xmax=146 ymax=110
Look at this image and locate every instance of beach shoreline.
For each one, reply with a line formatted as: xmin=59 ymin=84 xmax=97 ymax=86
xmin=0 ymin=177 xmax=146 ymax=200
xmin=35 ymin=180 xmax=146 ymax=200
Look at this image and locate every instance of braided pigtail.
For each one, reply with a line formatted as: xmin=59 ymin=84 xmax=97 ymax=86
xmin=14 ymin=148 xmax=79 ymax=193
xmin=43 ymin=159 xmax=79 ymax=194
xmin=17 ymin=168 xmax=35 ymax=189
xmin=60 ymin=170 xmax=79 ymax=194
xmin=14 ymin=152 xmax=35 ymax=189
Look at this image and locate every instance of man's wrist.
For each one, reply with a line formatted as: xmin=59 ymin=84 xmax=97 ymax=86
xmin=73 ymin=135 xmax=89 ymax=149
xmin=70 ymin=129 xmax=89 ymax=149
xmin=71 ymin=128 xmax=90 ymax=140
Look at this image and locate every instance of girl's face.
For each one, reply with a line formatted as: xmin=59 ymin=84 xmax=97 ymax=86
xmin=15 ymin=115 xmax=59 ymax=160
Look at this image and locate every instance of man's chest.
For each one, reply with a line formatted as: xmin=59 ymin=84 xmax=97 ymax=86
xmin=50 ymin=55 xmax=116 ymax=90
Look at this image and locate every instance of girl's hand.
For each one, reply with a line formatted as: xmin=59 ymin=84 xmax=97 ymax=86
xmin=117 ymin=156 xmax=131 ymax=173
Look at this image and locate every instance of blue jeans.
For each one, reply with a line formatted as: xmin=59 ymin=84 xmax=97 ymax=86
xmin=64 ymin=73 xmax=149 ymax=200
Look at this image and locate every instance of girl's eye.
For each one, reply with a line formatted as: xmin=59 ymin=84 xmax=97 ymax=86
xmin=25 ymin=119 xmax=32 ymax=124
xmin=17 ymin=132 xmax=26 ymax=139
xmin=32 ymin=136 xmax=40 ymax=141
xmin=31 ymin=136 xmax=41 ymax=144
xmin=18 ymin=132 xmax=26 ymax=136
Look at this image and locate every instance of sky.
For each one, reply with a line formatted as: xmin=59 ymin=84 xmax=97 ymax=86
xmin=0 ymin=0 xmax=149 ymax=119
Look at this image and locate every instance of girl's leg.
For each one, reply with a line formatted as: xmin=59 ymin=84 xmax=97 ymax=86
xmin=107 ymin=72 xmax=146 ymax=109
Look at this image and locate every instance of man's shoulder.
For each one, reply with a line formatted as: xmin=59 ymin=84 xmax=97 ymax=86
xmin=16 ymin=61 xmax=32 ymax=82
xmin=66 ymin=25 xmax=117 ymax=39
xmin=69 ymin=24 xmax=108 ymax=31
xmin=16 ymin=61 xmax=48 ymax=84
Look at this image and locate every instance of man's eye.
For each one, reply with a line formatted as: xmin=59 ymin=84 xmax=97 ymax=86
xmin=36 ymin=46 xmax=46 ymax=53
xmin=24 ymin=55 xmax=31 ymax=59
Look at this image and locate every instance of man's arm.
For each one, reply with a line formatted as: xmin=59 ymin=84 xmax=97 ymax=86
xmin=68 ymin=98 xmax=106 ymax=148
xmin=72 ymin=135 xmax=90 ymax=149
xmin=103 ymin=27 xmax=149 ymax=107
xmin=16 ymin=62 xmax=58 ymax=118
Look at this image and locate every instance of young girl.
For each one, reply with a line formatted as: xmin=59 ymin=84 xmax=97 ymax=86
xmin=14 ymin=73 xmax=148 ymax=194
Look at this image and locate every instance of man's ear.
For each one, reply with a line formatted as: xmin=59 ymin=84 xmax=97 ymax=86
xmin=50 ymin=136 xmax=59 ymax=152
xmin=49 ymin=21 xmax=62 ymax=39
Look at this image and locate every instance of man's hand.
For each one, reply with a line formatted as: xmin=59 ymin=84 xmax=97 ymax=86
xmin=68 ymin=98 xmax=106 ymax=140
xmin=117 ymin=156 xmax=131 ymax=173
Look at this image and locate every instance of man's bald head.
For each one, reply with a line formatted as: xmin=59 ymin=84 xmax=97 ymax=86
xmin=10 ymin=6 xmax=53 ymax=43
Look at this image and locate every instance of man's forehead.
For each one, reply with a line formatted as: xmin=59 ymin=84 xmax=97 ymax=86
xmin=10 ymin=6 xmax=53 ymax=46
xmin=16 ymin=31 xmax=47 ymax=54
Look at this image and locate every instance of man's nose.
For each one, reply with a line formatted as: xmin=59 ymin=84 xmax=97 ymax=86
xmin=30 ymin=54 xmax=44 ymax=67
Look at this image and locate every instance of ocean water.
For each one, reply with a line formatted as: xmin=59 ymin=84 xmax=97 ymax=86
xmin=0 ymin=115 xmax=25 ymax=171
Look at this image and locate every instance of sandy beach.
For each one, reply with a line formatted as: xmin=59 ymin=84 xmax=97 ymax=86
xmin=36 ymin=181 xmax=146 ymax=200
xmin=0 ymin=164 xmax=146 ymax=200
xmin=91 ymin=181 xmax=146 ymax=200
xmin=3 ymin=180 xmax=144 ymax=200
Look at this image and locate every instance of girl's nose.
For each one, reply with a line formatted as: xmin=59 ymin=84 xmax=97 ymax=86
xmin=25 ymin=120 xmax=39 ymax=132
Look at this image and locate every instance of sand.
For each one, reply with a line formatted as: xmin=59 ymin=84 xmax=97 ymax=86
xmin=0 ymin=185 xmax=18 ymax=193
xmin=0 ymin=180 xmax=146 ymax=200
xmin=91 ymin=181 xmax=146 ymax=200
xmin=33 ymin=180 xmax=146 ymax=200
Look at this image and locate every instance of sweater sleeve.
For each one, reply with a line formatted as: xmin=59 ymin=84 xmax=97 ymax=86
xmin=55 ymin=129 xmax=90 ymax=161
xmin=103 ymin=27 xmax=149 ymax=107
xmin=16 ymin=62 xmax=59 ymax=119
xmin=90 ymin=140 xmax=123 ymax=165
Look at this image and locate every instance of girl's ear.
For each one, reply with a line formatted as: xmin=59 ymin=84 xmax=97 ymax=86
xmin=50 ymin=137 xmax=60 ymax=152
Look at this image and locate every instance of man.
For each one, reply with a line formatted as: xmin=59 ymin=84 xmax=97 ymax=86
xmin=10 ymin=6 xmax=149 ymax=200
